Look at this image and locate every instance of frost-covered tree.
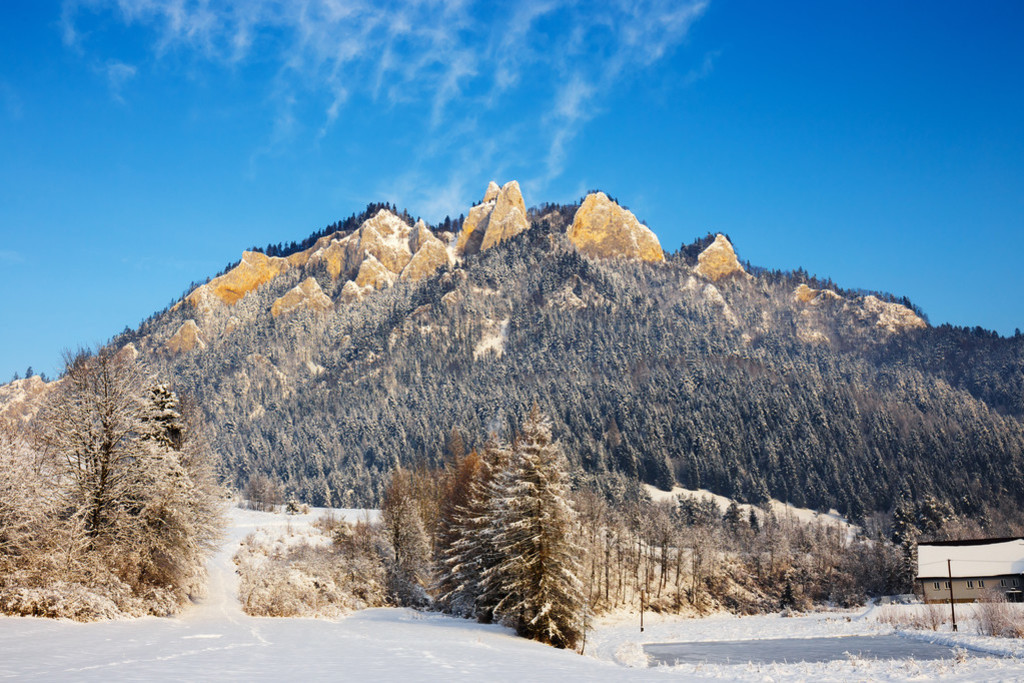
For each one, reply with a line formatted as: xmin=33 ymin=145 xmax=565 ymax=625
xmin=481 ymin=406 xmax=583 ymax=648
xmin=440 ymin=438 xmax=511 ymax=620
xmin=381 ymin=467 xmax=432 ymax=606
xmin=29 ymin=348 xmax=224 ymax=612
xmin=39 ymin=348 xmax=151 ymax=543
xmin=0 ymin=425 xmax=65 ymax=581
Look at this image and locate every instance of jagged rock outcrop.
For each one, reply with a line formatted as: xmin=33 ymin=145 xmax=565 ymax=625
xmin=339 ymin=280 xmax=367 ymax=304
xmin=545 ymin=275 xmax=606 ymax=311
xmin=187 ymin=251 xmax=292 ymax=308
xmin=457 ymin=181 xmax=529 ymax=256
xmin=179 ymin=208 xmax=452 ymax=322
xmin=165 ymin=320 xmax=206 ymax=354
xmin=401 ymin=237 xmax=450 ymax=281
xmin=795 ymin=284 xmax=818 ymax=303
xmin=794 ymin=284 xmax=841 ymax=305
xmin=0 ymin=375 xmax=54 ymax=424
xmin=861 ymin=295 xmax=926 ymax=333
xmin=271 ymin=277 xmax=333 ymax=318
xmin=354 ymin=254 xmax=395 ymax=290
xmin=695 ymin=234 xmax=746 ymax=281
xmin=409 ymin=219 xmax=432 ymax=253
xmin=567 ymin=192 xmax=664 ymax=262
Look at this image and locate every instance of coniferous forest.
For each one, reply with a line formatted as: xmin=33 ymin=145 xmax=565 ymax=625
xmin=109 ymin=202 xmax=1024 ymax=525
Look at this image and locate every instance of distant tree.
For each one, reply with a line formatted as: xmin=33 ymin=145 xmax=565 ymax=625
xmin=244 ymin=474 xmax=284 ymax=512
xmin=381 ymin=467 xmax=432 ymax=606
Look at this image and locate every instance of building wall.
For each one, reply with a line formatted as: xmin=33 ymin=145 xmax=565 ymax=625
xmin=920 ymin=575 xmax=1024 ymax=604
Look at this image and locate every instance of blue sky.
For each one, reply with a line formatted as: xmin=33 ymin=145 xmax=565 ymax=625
xmin=1 ymin=1 xmax=1023 ymax=381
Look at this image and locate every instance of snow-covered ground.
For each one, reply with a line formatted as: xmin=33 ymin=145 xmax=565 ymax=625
xmin=643 ymin=483 xmax=859 ymax=539
xmin=3 ymin=506 xmax=1024 ymax=681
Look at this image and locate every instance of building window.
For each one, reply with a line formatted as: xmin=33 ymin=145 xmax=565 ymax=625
xmin=1016 ymin=579 xmax=1021 ymax=587
xmin=934 ymin=582 xmax=941 ymax=590
xmin=967 ymin=581 xmax=975 ymax=589
xmin=979 ymin=580 xmax=985 ymax=588
xmin=945 ymin=581 xmax=951 ymax=589
xmin=1003 ymin=579 xmax=1008 ymax=587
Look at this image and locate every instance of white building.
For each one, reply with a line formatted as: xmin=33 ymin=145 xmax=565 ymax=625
xmin=917 ymin=537 xmax=1024 ymax=604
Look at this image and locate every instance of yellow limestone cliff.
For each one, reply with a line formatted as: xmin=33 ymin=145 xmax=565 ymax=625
xmin=862 ymin=295 xmax=927 ymax=333
xmin=271 ymin=277 xmax=333 ymax=318
xmin=457 ymin=181 xmax=529 ymax=256
xmin=567 ymin=192 xmax=664 ymax=262
xmin=0 ymin=375 xmax=54 ymax=424
xmin=695 ymin=234 xmax=746 ymax=281
xmin=165 ymin=319 xmax=206 ymax=354
xmin=187 ymin=251 xmax=294 ymax=308
xmin=183 ymin=209 xmax=451 ymax=320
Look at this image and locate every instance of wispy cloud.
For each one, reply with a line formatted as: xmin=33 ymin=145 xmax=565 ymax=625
xmin=61 ymin=0 xmax=710 ymax=214
xmin=0 ymin=250 xmax=25 ymax=264
xmin=101 ymin=60 xmax=136 ymax=103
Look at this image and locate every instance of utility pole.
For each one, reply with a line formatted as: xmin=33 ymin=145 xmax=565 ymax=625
xmin=640 ymin=589 xmax=645 ymax=632
xmin=948 ymin=559 xmax=958 ymax=632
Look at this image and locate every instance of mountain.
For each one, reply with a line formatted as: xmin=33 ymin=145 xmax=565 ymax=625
xmin=5 ymin=182 xmax=1024 ymax=519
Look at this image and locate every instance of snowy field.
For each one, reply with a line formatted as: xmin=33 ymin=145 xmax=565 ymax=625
xmin=3 ymin=507 xmax=1024 ymax=681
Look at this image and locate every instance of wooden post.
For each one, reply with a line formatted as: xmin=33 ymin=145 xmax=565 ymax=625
xmin=948 ymin=559 xmax=958 ymax=632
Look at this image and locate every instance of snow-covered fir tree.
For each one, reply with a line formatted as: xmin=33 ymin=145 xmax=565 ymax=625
xmin=440 ymin=437 xmax=511 ymax=620
xmin=480 ymin=406 xmax=583 ymax=649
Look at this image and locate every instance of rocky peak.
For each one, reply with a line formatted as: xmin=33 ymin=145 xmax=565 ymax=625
xmin=271 ymin=277 xmax=333 ymax=318
xmin=694 ymin=234 xmax=746 ymax=281
xmin=457 ymin=180 xmax=529 ymax=256
xmin=483 ymin=181 xmax=501 ymax=203
xmin=0 ymin=375 xmax=54 ymax=424
xmin=567 ymin=192 xmax=664 ymax=262
xmin=409 ymin=219 xmax=432 ymax=253
xmin=794 ymin=283 xmax=841 ymax=304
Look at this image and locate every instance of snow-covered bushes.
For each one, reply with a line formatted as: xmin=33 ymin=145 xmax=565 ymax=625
xmin=234 ymin=518 xmax=388 ymax=618
xmin=878 ymin=603 xmax=947 ymax=631
xmin=976 ymin=592 xmax=1024 ymax=638
xmin=0 ymin=350 xmax=225 ymax=620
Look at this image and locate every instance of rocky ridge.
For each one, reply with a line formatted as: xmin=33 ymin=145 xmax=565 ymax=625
xmin=0 ymin=375 xmax=53 ymax=424
xmin=167 ymin=208 xmax=453 ymax=354
xmin=271 ymin=278 xmax=333 ymax=317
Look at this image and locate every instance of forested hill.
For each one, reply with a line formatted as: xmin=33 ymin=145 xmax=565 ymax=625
xmin=11 ymin=184 xmax=1024 ymax=519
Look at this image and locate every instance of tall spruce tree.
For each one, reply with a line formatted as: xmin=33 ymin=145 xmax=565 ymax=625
xmin=441 ymin=437 xmax=511 ymax=620
xmin=481 ymin=406 xmax=583 ymax=648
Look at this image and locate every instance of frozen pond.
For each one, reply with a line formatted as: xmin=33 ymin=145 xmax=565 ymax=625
xmin=645 ymin=635 xmax=981 ymax=666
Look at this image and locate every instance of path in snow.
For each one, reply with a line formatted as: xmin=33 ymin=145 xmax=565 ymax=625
xmin=0 ymin=508 xmax=644 ymax=681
